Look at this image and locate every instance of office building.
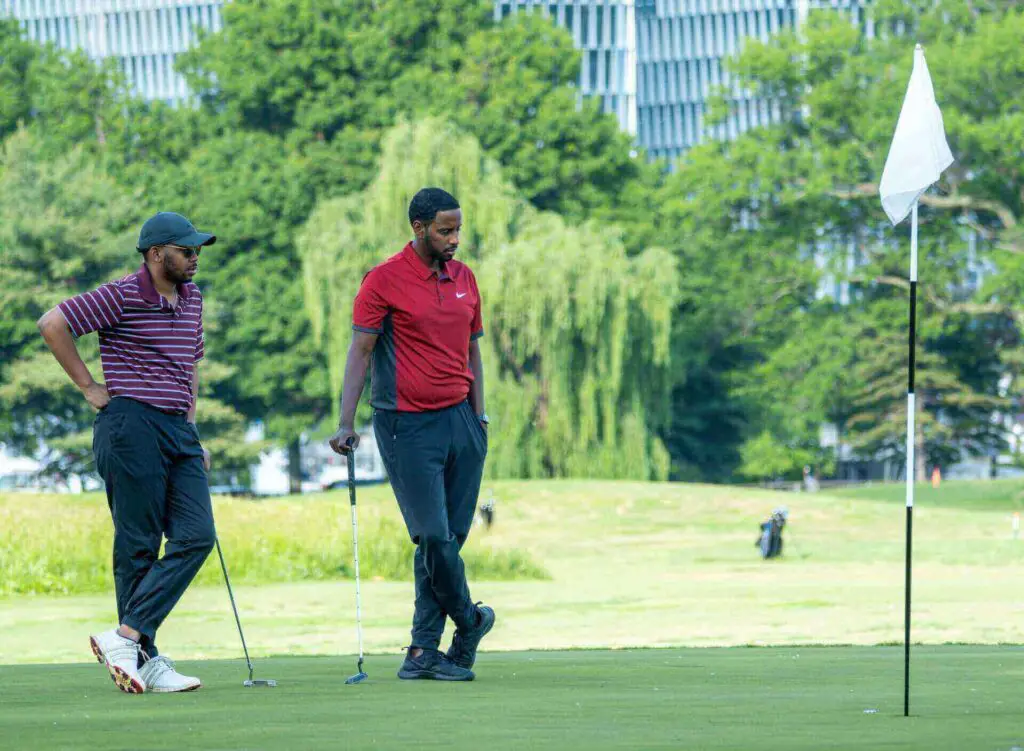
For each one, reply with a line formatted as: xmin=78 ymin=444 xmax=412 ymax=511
xmin=2 ymin=0 xmax=224 ymax=105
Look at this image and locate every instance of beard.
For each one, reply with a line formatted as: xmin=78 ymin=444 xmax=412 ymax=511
xmin=426 ymin=236 xmax=453 ymax=265
xmin=162 ymin=254 xmax=191 ymax=284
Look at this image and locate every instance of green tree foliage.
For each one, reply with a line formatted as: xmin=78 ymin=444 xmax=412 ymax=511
xmin=0 ymin=20 xmax=123 ymax=155
xmin=4 ymin=2 xmax=1022 ymax=486
xmin=179 ymin=0 xmax=490 ymax=137
xmin=168 ymin=0 xmax=658 ymax=484
xmin=0 ymin=20 xmax=39 ymax=137
xmin=448 ymin=13 xmax=648 ymax=219
xmin=300 ymin=118 xmax=677 ymax=479
xmin=143 ymin=130 xmax=329 ymax=439
xmin=843 ymin=299 xmax=1009 ymax=478
xmin=179 ymin=0 xmax=653 ymax=219
xmin=653 ymin=127 xmax=821 ymax=480
xmin=655 ymin=0 xmax=1024 ymax=480
xmin=0 ymin=130 xmax=259 ymax=473
xmin=0 ymin=131 xmax=139 ymax=459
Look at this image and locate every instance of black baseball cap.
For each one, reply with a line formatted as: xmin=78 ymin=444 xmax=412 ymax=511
xmin=137 ymin=212 xmax=216 ymax=252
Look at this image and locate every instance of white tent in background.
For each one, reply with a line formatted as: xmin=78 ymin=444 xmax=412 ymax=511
xmin=0 ymin=450 xmax=42 ymax=491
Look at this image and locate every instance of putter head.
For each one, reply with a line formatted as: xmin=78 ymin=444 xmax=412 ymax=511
xmin=345 ymin=671 xmax=369 ymax=685
xmin=244 ymin=679 xmax=278 ymax=687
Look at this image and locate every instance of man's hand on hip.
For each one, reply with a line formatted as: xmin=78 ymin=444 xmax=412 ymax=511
xmin=82 ymin=382 xmax=110 ymax=411
xmin=202 ymin=448 xmax=211 ymax=472
xmin=329 ymin=425 xmax=360 ymax=455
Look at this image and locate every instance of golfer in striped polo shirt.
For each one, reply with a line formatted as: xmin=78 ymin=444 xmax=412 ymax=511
xmin=37 ymin=212 xmax=217 ymax=694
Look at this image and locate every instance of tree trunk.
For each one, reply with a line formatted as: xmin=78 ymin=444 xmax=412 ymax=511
xmin=287 ymin=437 xmax=302 ymax=495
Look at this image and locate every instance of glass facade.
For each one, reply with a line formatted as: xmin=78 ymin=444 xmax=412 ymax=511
xmin=495 ymin=0 xmax=639 ymax=137
xmin=4 ymin=0 xmax=867 ymax=154
xmin=498 ymin=0 xmax=866 ymax=159
xmin=635 ymin=0 xmax=797 ymax=159
xmin=1 ymin=0 xmax=224 ymax=106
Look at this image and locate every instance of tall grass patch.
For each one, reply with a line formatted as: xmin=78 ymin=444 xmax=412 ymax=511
xmin=0 ymin=492 xmax=548 ymax=596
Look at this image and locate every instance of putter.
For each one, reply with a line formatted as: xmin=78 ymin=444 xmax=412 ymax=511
xmin=215 ymin=536 xmax=277 ymax=687
xmin=344 ymin=440 xmax=368 ymax=685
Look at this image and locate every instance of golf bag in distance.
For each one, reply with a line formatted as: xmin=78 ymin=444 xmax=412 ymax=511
xmin=756 ymin=507 xmax=787 ymax=559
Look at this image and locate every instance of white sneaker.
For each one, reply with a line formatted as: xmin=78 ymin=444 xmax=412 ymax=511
xmin=89 ymin=629 xmax=146 ymax=694
xmin=139 ymin=655 xmax=201 ymax=693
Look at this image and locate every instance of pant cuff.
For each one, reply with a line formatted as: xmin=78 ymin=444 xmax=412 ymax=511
xmin=455 ymin=603 xmax=478 ymax=631
xmin=411 ymin=640 xmax=442 ymax=651
xmin=121 ymin=616 xmax=155 ymax=641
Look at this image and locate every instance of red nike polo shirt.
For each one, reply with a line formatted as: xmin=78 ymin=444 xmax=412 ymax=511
xmin=353 ymin=242 xmax=483 ymax=412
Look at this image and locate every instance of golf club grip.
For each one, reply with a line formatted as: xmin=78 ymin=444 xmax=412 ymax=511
xmin=346 ymin=442 xmax=357 ymax=507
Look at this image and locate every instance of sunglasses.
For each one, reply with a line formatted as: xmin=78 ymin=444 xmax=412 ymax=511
xmin=165 ymin=244 xmax=203 ymax=259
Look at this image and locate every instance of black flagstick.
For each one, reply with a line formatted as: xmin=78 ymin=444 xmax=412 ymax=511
xmin=903 ymin=200 xmax=919 ymax=717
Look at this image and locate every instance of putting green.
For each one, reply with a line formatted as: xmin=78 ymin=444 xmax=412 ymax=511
xmin=1 ymin=647 xmax=1021 ymax=750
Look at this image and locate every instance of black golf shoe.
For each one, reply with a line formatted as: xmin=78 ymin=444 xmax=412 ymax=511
xmin=446 ymin=603 xmax=495 ymax=670
xmin=397 ymin=648 xmax=475 ymax=681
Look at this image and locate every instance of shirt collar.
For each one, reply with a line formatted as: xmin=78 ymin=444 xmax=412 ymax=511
xmin=136 ymin=263 xmax=192 ymax=306
xmin=402 ymin=241 xmax=449 ymax=280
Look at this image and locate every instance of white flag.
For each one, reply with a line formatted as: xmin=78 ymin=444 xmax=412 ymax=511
xmin=879 ymin=45 xmax=954 ymax=226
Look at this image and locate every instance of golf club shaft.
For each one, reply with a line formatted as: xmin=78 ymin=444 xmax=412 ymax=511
xmin=350 ymin=502 xmax=364 ymax=664
xmin=215 ymin=535 xmax=254 ymax=678
xmin=347 ymin=450 xmax=365 ymax=668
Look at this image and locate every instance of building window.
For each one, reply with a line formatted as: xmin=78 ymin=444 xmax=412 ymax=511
xmin=125 ymin=11 xmax=134 ymax=54
xmin=153 ymin=8 xmax=162 ymax=46
xmin=135 ymin=11 xmax=144 ymax=56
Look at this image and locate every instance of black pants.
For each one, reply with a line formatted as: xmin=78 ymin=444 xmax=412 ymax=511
xmin=373 ymin=400 xmax=487 ymax=650
xmin=92 ymin=397 xmax=215 ymax=657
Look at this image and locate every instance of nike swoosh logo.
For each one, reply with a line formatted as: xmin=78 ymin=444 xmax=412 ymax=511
xmin=456 ymin=292 xmax=467 ymax=299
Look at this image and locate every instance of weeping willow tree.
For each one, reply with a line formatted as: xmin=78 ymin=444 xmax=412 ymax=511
xmin=299 ymin=117 xmax=677 ymax=479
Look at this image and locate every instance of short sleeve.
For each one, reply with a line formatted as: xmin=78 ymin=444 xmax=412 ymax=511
xmin=469 ymin=271 xmax=484 ymax=341
xmin=353 ymin=268 xmax=389 ymax=334
xmin=194 ymin=296 xmax=205 ymax=363
xmin=57 ymin=283 xmax=125 ymax=338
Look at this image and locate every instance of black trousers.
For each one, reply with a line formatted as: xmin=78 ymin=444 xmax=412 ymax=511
xmin=373 ymin=400 xmax=487 ymax=650
xmin=92 ymin=397 xmax=215 ymax=657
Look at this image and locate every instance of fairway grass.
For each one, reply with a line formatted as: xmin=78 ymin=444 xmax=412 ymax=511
xmin=3 ymin=479 xmax=1024 ymax=665
xmin=1 ymin=647 xmax=1021 ymax=750
xmin=830 ymin=477 xmax=1024 ymax=509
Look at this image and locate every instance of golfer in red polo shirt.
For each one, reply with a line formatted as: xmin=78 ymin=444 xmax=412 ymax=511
xmin=37 ymin=212 xmax=217 ymax=694
xmin=330 ymin=188 xmax=494 ymax=681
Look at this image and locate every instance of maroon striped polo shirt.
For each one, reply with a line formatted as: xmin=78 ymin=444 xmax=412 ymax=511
xmin=58 ymin=264 xmax=204 ymax=414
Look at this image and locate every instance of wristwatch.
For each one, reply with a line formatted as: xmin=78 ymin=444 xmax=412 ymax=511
xmin=478 ymin=413 xmax=490 ymax=425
